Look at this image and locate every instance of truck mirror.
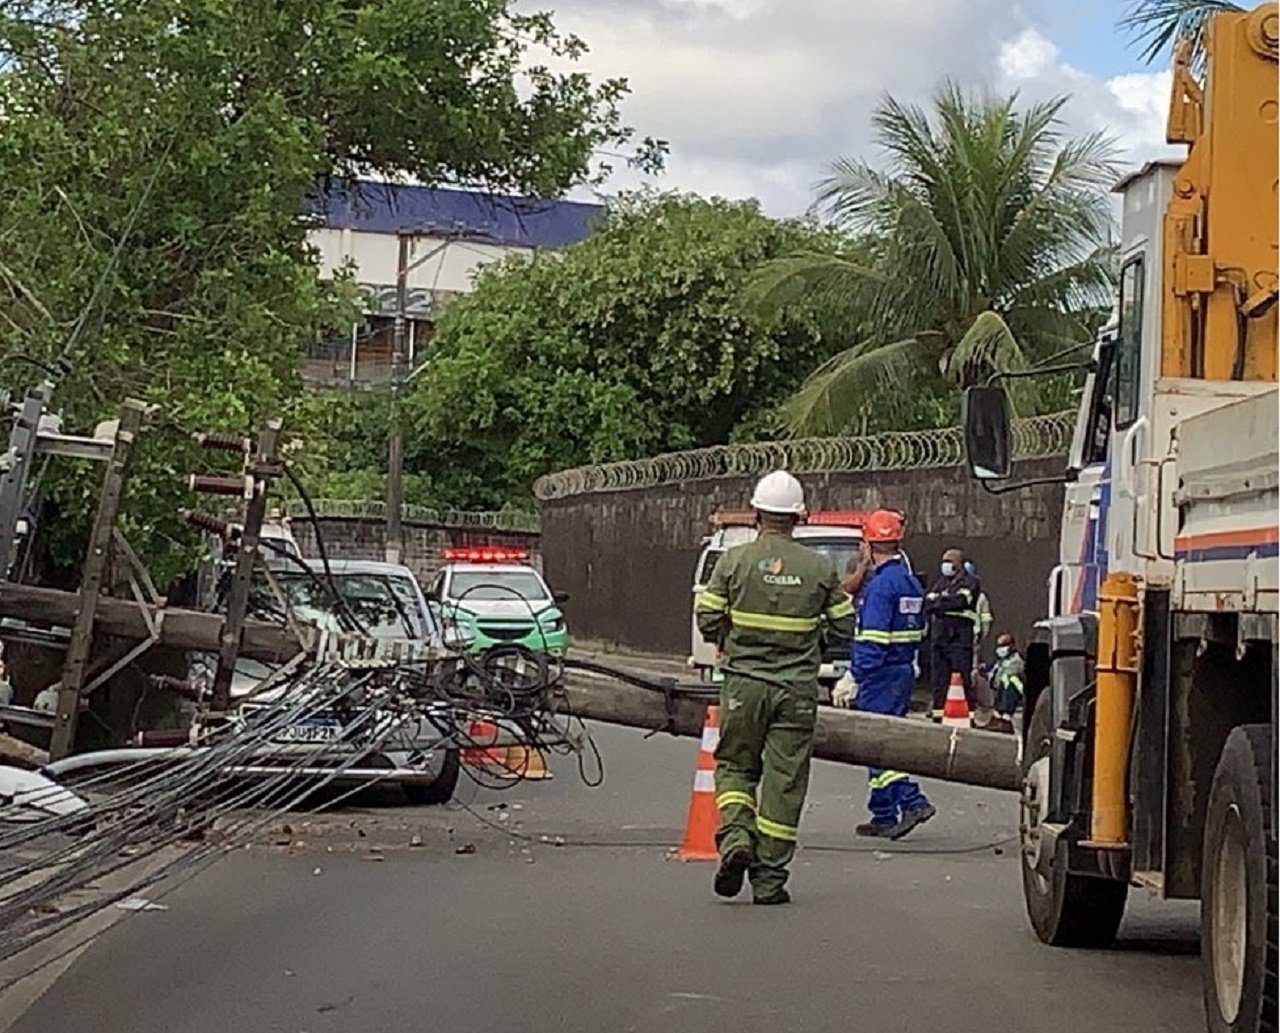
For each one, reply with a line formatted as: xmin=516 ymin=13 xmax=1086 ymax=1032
xmin=962 ymin=386 xmax=1013 ymax=480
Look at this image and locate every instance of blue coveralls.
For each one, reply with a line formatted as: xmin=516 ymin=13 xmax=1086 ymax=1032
xmin=851 ymin=556 xmax=932 ymax=827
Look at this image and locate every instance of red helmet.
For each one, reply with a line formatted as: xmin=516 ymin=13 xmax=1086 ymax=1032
xmin=863 ymin=509 xmax=904 ymax=543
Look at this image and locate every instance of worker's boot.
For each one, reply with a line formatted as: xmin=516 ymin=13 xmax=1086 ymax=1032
xmin=855 ymin=820 xmax=897 ymax=838
xmin=713 ymin=846 xmax=752 ymax=899
xmin=890 ymin=803 xmax=937 ymax=840
xmin=753 ymin=889 xmax=791 ymax=906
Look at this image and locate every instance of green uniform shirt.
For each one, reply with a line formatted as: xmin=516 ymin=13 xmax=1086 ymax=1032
xmin=694 ymin=530 xmax=855 ymax=689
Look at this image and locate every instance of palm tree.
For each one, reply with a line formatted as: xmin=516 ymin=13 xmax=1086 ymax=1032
xmin=1119 ymin=1 xmax=1244 ymax=69
xmin=753 ymin=84 xmax=1119 ymax=436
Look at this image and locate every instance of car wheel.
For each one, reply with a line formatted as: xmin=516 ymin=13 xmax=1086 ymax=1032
xmin=403 ymin=748 xmax=460 ymax=806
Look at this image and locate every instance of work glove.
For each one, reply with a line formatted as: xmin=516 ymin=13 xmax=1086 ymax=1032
xmin=831 ymin=672 xmax=857 ymax=708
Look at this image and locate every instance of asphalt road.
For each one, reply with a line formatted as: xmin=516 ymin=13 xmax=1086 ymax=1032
xmin=7 ymin=722 xmax=1203 ymax=1033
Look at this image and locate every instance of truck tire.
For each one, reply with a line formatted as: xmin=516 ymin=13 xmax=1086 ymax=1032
xmin=403 ymin=748 xmax=460 ymax=806
xmin=1201 ymin=725 xmax=1276 ymax=1033
xmin=1020 ymin=689 xmax=1128 ymax=947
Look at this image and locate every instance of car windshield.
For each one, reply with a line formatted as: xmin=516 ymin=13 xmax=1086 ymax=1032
xmin=447 ymin=569 xmax=549 ymax=603
xmin=247 ymin=571 xmax=430 ymax=640
xmin=805 ymin=540 xmax=863 ymax=578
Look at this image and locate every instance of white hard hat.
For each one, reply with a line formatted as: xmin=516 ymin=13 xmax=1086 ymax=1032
xmin=750 ymin=470 xmax=806 ymax=515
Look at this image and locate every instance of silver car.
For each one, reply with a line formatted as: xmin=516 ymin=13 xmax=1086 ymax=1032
xmin=192 ymin=559 xmax=459 ymax=805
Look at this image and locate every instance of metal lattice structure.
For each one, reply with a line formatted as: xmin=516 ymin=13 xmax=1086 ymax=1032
xmin=285 ymin=499 xmax=541 ymax=534
xmin=532 ymin=411 xmax=1076 ymax=501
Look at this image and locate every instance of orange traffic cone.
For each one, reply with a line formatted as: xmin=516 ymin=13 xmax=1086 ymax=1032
xmin=462 ymin=720 xmax=506 ymax=768
xmin=677 ymin=705 xmax=722 ymax=862
xmin=941 ymin=672 xmax=971 ymax=728
xmin=501 ymin=744 xmax=553 ymax=781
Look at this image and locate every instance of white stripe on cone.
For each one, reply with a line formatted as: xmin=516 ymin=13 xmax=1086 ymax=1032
xmin=700 ymin=728 xmax=720 ymax=751
xmin=693 ymin=770 xmax=715 ymax=792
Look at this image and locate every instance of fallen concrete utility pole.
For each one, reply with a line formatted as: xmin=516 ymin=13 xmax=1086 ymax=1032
xmin=0 ymin=583 xmax=304 ymax=663
xmin=0 ymin=731 xmax=48 ymax=770
xmin=558 ymin=673 xmax=1020 ymax=793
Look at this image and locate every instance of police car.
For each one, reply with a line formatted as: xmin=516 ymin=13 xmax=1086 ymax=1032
xmin=688 ymin=510 xmax=914 ymax=695
xmin=427 ymin=547 xmax=568 ymax=656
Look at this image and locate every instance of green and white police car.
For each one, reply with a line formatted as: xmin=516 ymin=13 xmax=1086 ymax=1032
xmin=427 ymin=548 xmax=568 ymax=655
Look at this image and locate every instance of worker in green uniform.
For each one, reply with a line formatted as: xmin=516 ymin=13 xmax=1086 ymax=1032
xmin=694 ymin=470 xmax=856 ymax=905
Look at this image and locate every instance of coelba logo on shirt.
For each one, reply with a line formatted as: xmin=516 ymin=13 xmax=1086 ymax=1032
xmin=758 ymin=556 xmax=802 ymax=586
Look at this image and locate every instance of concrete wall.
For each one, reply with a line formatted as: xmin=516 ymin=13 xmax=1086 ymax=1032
xmin=540 ymin=458 xmax=1066 ymax=657
xmin=291 ymin=517 xmax=541 ymax=585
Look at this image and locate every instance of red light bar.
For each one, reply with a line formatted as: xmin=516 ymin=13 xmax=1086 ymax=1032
xmin=710 ymin=509 xmax=757 ymax=527
xmin=443 ymin=546 xmax=530 ymax=563
xmin=803 ymin=510 xmax=872 ymax=528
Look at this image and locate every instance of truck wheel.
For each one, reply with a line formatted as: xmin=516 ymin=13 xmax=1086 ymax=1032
xmin=403 ymin=748 xmax=460 ymax=806
xmin=1020 ymin=690 xmax=1128 ymax=947
xmin=1201 ymin=725 xmax=1276 ymax=1033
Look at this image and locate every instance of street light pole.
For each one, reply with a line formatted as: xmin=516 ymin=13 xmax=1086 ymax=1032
xmin=385 ymin=232 xmax=410 ymax=565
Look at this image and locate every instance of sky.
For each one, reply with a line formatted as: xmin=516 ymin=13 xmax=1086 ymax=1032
xmin=550 ymin=0 xmax=1185 ymax=216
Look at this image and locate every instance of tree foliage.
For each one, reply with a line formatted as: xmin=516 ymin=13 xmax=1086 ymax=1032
xmin=0 ymin=0 xmax=641 ymax=582
xmin=1119 ymin=0 xmax=1243 ymax=69
xmin=401 ymin=193 xmax=851 ymax=507
xmin=750 ymin=84 xmax=1119 ymax=437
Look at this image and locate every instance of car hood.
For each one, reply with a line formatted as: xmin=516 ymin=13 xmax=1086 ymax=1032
xmin=446 ymin=599 xmax=553 ymax=621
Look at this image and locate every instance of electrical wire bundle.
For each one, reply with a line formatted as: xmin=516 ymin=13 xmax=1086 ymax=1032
xmin=0 ymin=641 xmax=600 ymax=982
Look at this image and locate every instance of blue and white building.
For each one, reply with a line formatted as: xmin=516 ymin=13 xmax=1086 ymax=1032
xmin=305 ymin=181 xmax=604 ymax=386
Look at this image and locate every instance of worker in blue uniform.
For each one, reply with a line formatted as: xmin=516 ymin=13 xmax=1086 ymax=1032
xmin=847 ymin=509 xmax=936 ymax=839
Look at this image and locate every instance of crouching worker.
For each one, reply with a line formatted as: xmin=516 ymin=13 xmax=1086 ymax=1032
xmin=988 ymin=633 xmax=1024 ymax=734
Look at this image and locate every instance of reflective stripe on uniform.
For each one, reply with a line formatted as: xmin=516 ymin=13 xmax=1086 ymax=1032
xmin=696 ymin=591 xmax=729 ymax=612
xmin=716 ymin=790 xmax=756 ymax=811
xmin=729 ymin=610 xmax=820 ymax=633
xmin=756 ymin=816 xmax=798 ymax=841
xmin=854 ymin=629 xmax=922 ymax=644
xmin=958 ymin=588 xmax=974 ymax=602
xmin=868 ymin=770 xmax=908 ymax=790
xmin=825 ymin=598 xmax=854 ymax=621
xmin=1006 ymin=675 xmax=1025 ymax=694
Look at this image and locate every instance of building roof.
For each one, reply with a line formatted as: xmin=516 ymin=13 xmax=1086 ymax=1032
xmin=310 ymin=179 xmax=605 ymax=249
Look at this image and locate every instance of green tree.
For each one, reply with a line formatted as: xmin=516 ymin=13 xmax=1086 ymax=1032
xmin=402 ymin=193 xmax=849 ymax=507
xmin=750 ymin=84 xmax=1118 ymax=437
xmin=1120 ymin=1 xmax=1244 ymax=68
xmin=0 ymin=0 xmax=646 ymax=582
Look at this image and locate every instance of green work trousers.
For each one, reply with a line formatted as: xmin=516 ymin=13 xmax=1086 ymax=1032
xmin=713 ymin=673 xmax=818 ymax=898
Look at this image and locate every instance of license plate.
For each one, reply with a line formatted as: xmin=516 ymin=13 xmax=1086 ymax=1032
xmin=275 ymin=722 xmax=341 ymax=744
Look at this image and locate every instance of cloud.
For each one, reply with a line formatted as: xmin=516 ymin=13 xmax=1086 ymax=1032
xmin=995 ymin=27 xmax=1178 ymax=162
xmin=544 ymin=1 xmax=1177 ymax=215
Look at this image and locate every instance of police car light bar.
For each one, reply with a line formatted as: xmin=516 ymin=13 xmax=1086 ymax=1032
xmin=442 ymin=547 xmax=530 ymax=563
xmin=804 ymin=510 xmax=872 ymax=528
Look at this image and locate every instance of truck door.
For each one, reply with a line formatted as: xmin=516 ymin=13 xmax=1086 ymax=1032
xmin=1058 ymin=335 xmax=1116 ymax=616
xmin=1104 ymin=253 xmax=1153 ymax=578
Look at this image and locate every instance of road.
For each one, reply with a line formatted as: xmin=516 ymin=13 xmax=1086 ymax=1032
xmin=6 ymin=722 xmax=1202 ymax=1033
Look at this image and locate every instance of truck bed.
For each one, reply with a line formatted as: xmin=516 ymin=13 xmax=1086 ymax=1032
xmin=1172 ymin=388 xmax=1279 ymax=613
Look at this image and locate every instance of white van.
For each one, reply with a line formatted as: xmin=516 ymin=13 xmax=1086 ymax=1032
xmin=689 ymin=510 xmax=912 ymax=695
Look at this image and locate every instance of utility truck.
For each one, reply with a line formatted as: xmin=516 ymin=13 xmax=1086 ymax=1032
xmin=961 ymin=7 xmax=1277 ymax=1031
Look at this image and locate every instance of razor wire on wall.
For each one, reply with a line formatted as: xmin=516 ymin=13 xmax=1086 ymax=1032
xmin=283 ymin=499 xmax=541 ymax=534
xmin=532 ymin=410 xmax=1076 ymax=501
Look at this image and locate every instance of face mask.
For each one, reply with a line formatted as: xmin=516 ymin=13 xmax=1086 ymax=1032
xmin=996 ymin=645 xmax=1011 ymax=659
xmin=940 ymin=561 xmax=955 ymax=577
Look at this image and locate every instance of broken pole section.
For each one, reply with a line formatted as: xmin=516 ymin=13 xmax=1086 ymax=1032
xmin=49 ymin=401 xmax=147 ymax=760
xmin=556 ymin=674 xmax=1019 ymax=792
